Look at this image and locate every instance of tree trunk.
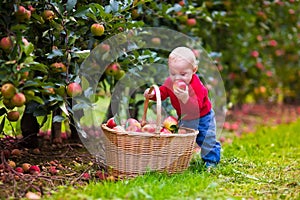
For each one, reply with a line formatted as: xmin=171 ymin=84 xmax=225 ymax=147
xmin=52 ymin=108 xmax=62 ymax=144
xmin=21 ymin=106 xmax=39 ymax=148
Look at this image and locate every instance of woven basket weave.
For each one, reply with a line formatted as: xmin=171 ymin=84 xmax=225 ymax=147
xmin=101 ymin=85 xmax=198 ymax=178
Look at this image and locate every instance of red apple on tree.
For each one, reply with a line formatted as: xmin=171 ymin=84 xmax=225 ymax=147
xmin=1 ymin=83 xmax=16 ymax=99
xmin=3 ymin=98 xmax=15 ymax=109
xmin=151 ymin=37 xmax=161 ymax=46
xmin=7 ymin=111 xmax=20 ymax=122
xmin=105 ymin=63 xmax=120 ymax=76
xmin=0 ymin=37 xmax=13 ymax=52
xmin=11 ymin=93 xmax=26 ymax=107
xmin=99 ymin=43 xmax=110 ymax=52
xmin=50 ymin=62 xmax=67 ymax=73
xmin=186 ymin=18 xmax=197 ymax=26
xmin=250 ymin=50 xmax=259 ymax=58
xmin=66 ymin=82 xmax=82 ymax=97
xmin=91 ymin=23 xmax=105 ymax=36
xmin=42 ymin=10 xmax=55 ymax=21
xmin=114 ymin=70 xmax=125 ymax=80
xmin=15 ymin=6 xmax=31 ymax=21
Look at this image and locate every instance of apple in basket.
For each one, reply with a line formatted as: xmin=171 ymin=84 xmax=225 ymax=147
xmin=160 ymin=127 xmax=172 ymax=134
xmin=141 ymin=124 xmax=157 ymax=133
xmin=113 ymin=125 xmax=125 ymax=131
xmin=106 ymin=117 xmax=117 ymax=128
xmin=163 ymin=116 xmax=178 ymax=132
xmin=125 ymin=118 xmax=141 ymax=129
xmin=178 ymin=128 xmax=187 ymax=134
xmin=125 ymin=125 xmax=141 ymax=132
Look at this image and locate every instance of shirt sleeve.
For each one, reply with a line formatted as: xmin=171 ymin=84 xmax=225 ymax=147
xmin=148 ymin=78 xmax=172 ymax=101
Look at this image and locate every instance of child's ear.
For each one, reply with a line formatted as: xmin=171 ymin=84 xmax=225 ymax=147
xmin=193 ymin=65 xmax=198 ymax=73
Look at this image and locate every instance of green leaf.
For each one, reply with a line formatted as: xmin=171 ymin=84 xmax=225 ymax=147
xmin=59 ymin=102 xmax=69 ymax=116
xmin=73 ymin=50 xmax=90 ymax=60
xmin=81 ymin=76 xmax=90 ymax=91
xmin=24 ymin=43 xmax=34 ymax=56
xmin=30 ymin=96 xmax=45 ymax=105
xmin=66 ymin=0 xmax=77 ymax=12
xmin=47 ymin=49 xmax=64 ymax=59
xmin=39 ymin=115 xmax=48 ymax=128
xmin=29 ymin=63 xmax=48 ymax=73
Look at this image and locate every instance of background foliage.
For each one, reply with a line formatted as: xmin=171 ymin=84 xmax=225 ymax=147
xmin=0 ymin=0 xmax=299 ymax=135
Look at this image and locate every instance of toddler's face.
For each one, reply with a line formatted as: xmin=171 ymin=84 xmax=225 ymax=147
xmin=168 ymin=59 xmax=196 ymax=85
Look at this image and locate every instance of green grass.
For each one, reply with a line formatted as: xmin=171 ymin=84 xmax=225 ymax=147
xmin=46 ymin=119 xmax=300 ymax=200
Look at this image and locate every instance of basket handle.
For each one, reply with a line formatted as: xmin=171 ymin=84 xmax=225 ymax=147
xmin=141 ymin=85 xmax=162 ymax=133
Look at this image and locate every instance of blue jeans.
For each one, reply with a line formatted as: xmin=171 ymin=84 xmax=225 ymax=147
xmin=179 ymin=109 xmax=221 ymax=164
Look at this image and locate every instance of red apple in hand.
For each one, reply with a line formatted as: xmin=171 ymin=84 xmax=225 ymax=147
xmin=107 ymin=117 xmax=117 ymax=128
xmin=173 ymin=80 xmax=187 ymax=91
xmin=163 ymin=116 xmax=178 ymax=132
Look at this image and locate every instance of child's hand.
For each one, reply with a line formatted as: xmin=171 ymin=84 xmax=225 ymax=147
xmin=174 ymin=87 xmax=189 ymax=104
xmin=144 ymin=88 xmax=155 ymax=99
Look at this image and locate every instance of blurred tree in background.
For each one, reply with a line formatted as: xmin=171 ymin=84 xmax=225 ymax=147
xmin=0 ymin=0 xmax=299 ymax=143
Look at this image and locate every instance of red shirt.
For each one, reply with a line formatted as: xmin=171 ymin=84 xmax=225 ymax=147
xmin=151 ymin=74 xmax=212 ymax=120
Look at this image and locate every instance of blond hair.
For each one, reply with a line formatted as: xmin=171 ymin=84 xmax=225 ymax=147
xmin=168 ymin=47 xmax=198 ymax=69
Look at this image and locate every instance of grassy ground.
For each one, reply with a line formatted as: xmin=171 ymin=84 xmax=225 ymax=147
xmin=46 ymin=119 xmax=300 ymax=200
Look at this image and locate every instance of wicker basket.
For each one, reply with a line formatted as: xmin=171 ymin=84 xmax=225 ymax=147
xmin=101 ymin=85 xmax=198 ymax=178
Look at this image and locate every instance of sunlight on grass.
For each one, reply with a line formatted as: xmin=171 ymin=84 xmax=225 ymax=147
xmin=45 ymin=119 xmax=300 ymax=200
